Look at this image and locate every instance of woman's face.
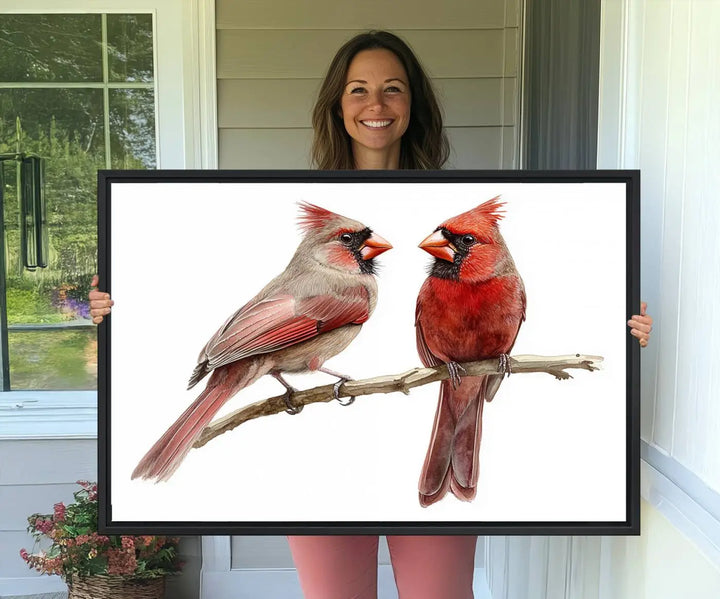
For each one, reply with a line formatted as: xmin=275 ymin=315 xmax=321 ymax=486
xmin=340 ymin=48 xmax=411 ymax=163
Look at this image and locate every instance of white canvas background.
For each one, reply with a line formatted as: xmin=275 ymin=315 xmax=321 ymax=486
xmin=108 ymin=180 xmax=628 ymax=524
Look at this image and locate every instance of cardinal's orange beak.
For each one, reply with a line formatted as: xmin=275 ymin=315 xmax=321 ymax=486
xmin=359 ymin=233 xmax=393 ymax=260
xmin=419 ymin=230 xmax=455 ymax=262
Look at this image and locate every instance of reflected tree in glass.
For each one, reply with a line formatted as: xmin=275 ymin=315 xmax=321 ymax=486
xmin=0 ymin=13 xmax=155 ymax=389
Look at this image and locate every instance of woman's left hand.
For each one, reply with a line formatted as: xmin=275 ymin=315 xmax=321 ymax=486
xmin=628 ymin=301 xmax=653 ymax=348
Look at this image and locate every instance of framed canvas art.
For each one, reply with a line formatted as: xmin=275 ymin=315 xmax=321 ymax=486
xmin=98 ymin=170 xmax=640 ymax=535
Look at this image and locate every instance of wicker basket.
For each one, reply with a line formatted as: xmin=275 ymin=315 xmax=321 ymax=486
xmin=67 ymin=575 xmax=165 ymax=599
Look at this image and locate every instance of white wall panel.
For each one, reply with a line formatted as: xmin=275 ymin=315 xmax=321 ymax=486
xmin=598 ymin=0 xmax=720 ymax=488
xmin=217 ymin=0 xmax=509 ymax=30
xmin=0 ymin=440 xmax=96 ymax=583
xmin=1 ymin=532 xmax=46 ymax=578
xmin=217 ymin=29 xmax=509 ymax=80
xmin=230 ymin=536 xmax=295 ymax=569
xmin=653 ymin=0 xmax=691 ymax=458
xmin=672 ymin=1 xmax=720 ymax=481
xmin=445 ymin=127 xmax=505 ymax=168
xmin=0 ymin=440 xmax=95 ymax=485
xmin=218 ymin=80 xmax=320 ymax=129
xmin=0 ymin=484 xmax=78 ymax=530
xmin=637 ymin=0 xmax=673 ymax=452
xmin=218 ymin=129 xmax=312 ymax=169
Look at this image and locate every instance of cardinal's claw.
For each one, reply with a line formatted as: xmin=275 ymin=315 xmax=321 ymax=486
xmin=447 ymin=361 xmax=466 ymax=389
xmin=273 ymin=373 xmax=303 ymax=415
xmin=333 ymin=378 xmax=355 ymax=406
xmin=283 ymin=390 xmax=303 ymax=415
xmin=498 ymin=354 xmax=512 ymax=377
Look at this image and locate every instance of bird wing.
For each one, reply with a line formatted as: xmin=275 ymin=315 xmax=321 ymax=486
xmin=415 ymin=302 xmax=444 ymax=368
xmin=485 ymin=285 xmax=526 ymax=402
xmin=190 ymin=287 xmax=370 ymax=386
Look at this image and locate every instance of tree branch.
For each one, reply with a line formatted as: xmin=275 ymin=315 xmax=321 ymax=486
xmin=193 ymin=353 xmax=603 ymax=450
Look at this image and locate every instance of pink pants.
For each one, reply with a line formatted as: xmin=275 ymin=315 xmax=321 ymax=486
xmin=287 ymin=535 xmax=477 ymax=599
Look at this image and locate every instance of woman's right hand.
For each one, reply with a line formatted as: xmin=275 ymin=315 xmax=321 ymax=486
xmin=89 ymin=274 xmax=114 ymax=324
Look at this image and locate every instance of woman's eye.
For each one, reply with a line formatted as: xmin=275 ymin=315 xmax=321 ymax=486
xmin=385 ymin=86 xmax=401 ymax=93
xmin=461 ymin=234 xmax=476 ymax=246
xmin=349 ymin=87 xmax=366 ymax=95
xmin=340 ymin=233 xmax=353 ymax=244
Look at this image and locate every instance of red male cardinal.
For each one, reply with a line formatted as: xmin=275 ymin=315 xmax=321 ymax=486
xmin=132 ymin=203 xmax=392 ymax=482
xmin=415 ymin=197 xmax=525 ymax=506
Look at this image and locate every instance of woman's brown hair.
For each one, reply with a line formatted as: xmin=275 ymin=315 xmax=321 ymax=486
xmin=311 ymin=31 xmax=449 ymax=170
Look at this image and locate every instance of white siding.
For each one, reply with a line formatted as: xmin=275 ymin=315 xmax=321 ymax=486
xmin=598 ymin=0 xmax=720 ymax=491
xmin=216 ymin=0 xmax=522 ymax=170
xmin=486 ymin=499 xmax=720 ymax=599
xmin=0 ymin=440 xmax=95 ymax=582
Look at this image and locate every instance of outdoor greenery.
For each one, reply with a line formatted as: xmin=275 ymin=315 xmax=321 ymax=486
xmin=0 ymin=13 xmax=155 ymax=389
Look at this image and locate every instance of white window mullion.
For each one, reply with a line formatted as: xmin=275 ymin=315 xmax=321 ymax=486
xmin=101 ymin=13 xmax=112 ymax=169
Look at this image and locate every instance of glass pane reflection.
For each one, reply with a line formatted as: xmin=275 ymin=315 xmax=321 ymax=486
xmin=0 ymin=14 xmax=102 ymax=82
xmin=110 ymin=88 xmax=156 ymax=169
xmin=107 ymin=14 xmax=154 ymax=83
xmin=9 ymin=328 xmax=97 ymax=390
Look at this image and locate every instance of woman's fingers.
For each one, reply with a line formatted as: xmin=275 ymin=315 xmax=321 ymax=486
xmin=627 ymin=316 xmax=652 ymax=334
xmin=88 ymin=275 xmax=113 ymax=324
xmin=627 ymin=303 xmax=653 ymax=348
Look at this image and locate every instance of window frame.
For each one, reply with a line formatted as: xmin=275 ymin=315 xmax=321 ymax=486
xmin=0 ymin=0 xmax=217 ymax=439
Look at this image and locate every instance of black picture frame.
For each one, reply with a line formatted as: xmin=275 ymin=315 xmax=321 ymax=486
xmin=98 ymin=169 xmax=640 ymax=535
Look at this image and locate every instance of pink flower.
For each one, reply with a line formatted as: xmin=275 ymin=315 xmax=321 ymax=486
xmin=53 ymin=502 xmax=66 ymax=521
xmin=91 ymin=532 xmax=110 ymax=545
xmin=107 ymin=547 xmax=137 ymax=575
xmin=34 ymin=517 xmax=54 ymax=535
xmin=19 ymin=548 xmax=29 ymax=561
xmin=43 ymin=556 xmax=63 ymax=575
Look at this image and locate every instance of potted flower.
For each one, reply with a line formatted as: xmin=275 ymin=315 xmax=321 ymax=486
xmin=20 ymin=481 xmax=182 ymax=599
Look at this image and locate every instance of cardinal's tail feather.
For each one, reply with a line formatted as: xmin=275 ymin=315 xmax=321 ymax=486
xmin=449 ymin=377 xmax=486 ymax=502
xmin=132 ymin=358 xmax=268 ymax=482
xmin=418 ymin=376 xmax=486 ymax=507
xmin=419 ymin=469 xmax=452 ymax=508
xmin=418 ymin=379 xmax=455 ymax=507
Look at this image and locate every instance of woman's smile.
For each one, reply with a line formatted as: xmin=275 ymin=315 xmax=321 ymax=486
xmin=361 ymin=119 xmax=394 ymax=129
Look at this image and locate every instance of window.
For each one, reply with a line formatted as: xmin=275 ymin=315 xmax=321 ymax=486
xmin=0 ymin=13 xmax=156 ymax=390
xmin=0 ymin=0 xmax=214 ymax=438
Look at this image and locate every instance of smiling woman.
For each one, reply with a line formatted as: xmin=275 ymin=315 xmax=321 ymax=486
xmin=310 ymin=30 xmax=448 ymax=171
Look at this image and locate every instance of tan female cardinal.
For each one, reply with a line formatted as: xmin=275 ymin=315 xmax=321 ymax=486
xmin=132 ymin=203 xmax=392 ymax=482
xmin=415 ymin=197 xmax=526 ymax=507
